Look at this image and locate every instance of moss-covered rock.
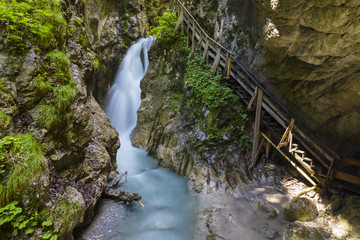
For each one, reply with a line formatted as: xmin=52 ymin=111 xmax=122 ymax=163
xmin=284 ymin=197 xmax=318 ymax=222
xmin=287 ymin=222 xmax=325 ymax=240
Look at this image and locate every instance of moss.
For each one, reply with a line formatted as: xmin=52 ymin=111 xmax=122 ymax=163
xmin=0 ymin=110 xmax=11 ymax=132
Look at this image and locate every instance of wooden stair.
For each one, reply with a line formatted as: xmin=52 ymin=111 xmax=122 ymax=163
xmin=173 ymin=0 xmax=360 ymax=194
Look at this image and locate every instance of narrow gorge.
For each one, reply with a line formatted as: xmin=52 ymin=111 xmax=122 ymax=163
xmin=0 ymin=0 xmax=360 ymax=240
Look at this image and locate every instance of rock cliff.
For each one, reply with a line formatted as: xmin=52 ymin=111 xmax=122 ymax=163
xmin=0 ymin=0 xmax=150 ymax=238
xmin=190 ymin=0 xmax=360 ymax=158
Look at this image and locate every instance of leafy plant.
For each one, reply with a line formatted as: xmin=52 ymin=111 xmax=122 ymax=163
xmin=0 ymin=201 xmax=58 ymax=239
xmin=0 ymin=110 xmax=11 ymax=132
xmin=34 ymin=73 xmax=52 ymax=96
xmin=53 ymin=85 xmax=76 ymax=114
xmin=0 ymin=0 xmax=67 ymax=52
xmin=149 ymin=12 xmax=181 ymax=44
xmin=47 ymin=50 xmax=72 ymax=83
xmin=184 ymin=54 xmax=249 ymax=146
xmin=169 ymin=93 xmax=183 ymax=113
xmin=0 ymin=134 xmax=45 ymax=207
xmin=38 ymin=105 xmax=61 ymax=130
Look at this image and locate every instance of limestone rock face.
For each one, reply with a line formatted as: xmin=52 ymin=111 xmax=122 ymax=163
xmin=84 ymin=0 xmax=150 ymax=105
xmin=284 ymin=197 xmax=318 ymax=222
xmin=190 ymin=0 xmax=360 ymax=158
xmin=132 ymin=38 xmax=249 ymax=193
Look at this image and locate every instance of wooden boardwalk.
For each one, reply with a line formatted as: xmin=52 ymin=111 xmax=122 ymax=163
xmin=173 ymin=0 xmax=360 ymax=194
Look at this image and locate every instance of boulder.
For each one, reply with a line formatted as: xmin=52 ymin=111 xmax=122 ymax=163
xmin=284 ymin=197 xmax=318 ymax=222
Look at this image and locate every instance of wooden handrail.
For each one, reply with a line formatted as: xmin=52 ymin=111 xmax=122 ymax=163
xmin=173 ymin=0 xmax=360 ymax=191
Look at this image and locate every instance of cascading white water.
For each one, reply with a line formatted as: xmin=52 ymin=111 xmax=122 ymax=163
xmin=101 ymin=37 xmax=197 ymax=240
xmin=106 ymin=36 xmax=153 ymax=136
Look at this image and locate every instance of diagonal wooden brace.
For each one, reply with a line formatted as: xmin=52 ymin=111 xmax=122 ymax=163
xmin=247 ymin=87 xmax=258 ymax=111
xmin=277 ymin=118 xmax=295 ymax=149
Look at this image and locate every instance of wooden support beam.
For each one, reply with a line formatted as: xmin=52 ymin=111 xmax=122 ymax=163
xmin=211 ymin=47 xmax=221 ymax=74
xmin=265 ymin=131 xmax=271 ymax=158
xmin=191 ymin=20 xmax=196 ymax=54
xmin=186 ymin=20 xmax=190 ymax=47
xmin=175 ymin=8 xmax=184 ymax=31
xmin=251 ymin=88 xmax=263 ymax=162
xmin=322 ymin=157 xmax=336 ymax=192
xmin=341 ymin=158 xmax=360 ymax=167
xmin=197 ymin=32 xmax=203 ymax=49
xmin=223 ymin=52 xmax=232 ymax=78
xmin=201 ymin=38 xmax=209 ymax=64
xmin=335 ymin=171 xmax=360 ymax=186
xmin=247 ymin=87 xmax=258 ymax=111
xmin=260 ymin=131 xmax=317 ymax=186
xmin=277 ymin=118 xmax=295 ymax=149
xmin=249 ymin=136 xmax=266 ymax=170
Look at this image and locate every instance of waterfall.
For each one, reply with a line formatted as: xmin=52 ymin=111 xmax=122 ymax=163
xmin=95 ymin=37 xmax=197 ymax=240
xmin=105 ymin=36 xmax=154 ymax=137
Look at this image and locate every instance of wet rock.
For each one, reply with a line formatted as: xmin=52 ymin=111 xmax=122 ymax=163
xmin=286 ymin=222 xmax=325 ymax=240
xmin=326 ymin=194 xmax=343 ymax=213
xmin=257 ymin=200 xmax=279 ymax=218
xmin=284 ymin=197 xmax=318 ymax=222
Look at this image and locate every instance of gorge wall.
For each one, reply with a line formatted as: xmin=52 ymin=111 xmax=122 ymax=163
xmin=0 ymin=0 xmax=153 ymax=238
xmin=189 ymin=0 xmax=360 ymax=158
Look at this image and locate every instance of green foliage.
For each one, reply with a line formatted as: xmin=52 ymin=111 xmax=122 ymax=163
xmin=0 ymin=79 xmax=8 ymax=93
xmin=185 ymin=54 xmax=239 ymax=110
xmin=34 ymin=73 xmax=52 ymax=96
xmin=38 ymin=105 xmax=61 ymax=130
xmin=0 ymin=201 xmax=58 ymax=239
xmin=0 ymin=134 xmax=45 ymax=207
xmin=184 ymin=54 xmax=249 ymax=146
xmin=0 ymin=0 xmax=67 ymax=52
xmin=92 ymin=58 xmax=100 ymax=70
xmin=51 ymin=200 xmax=80 ymax=235
xmin=0 ymin=110 xmax=11 ymax=132
xmin=47 ymin=50 xmax=72 ymax=83
xmin=53 ymin=85 xmax=76 ymax=114
xmin=149 ymin=12 xmax=181 ymax=44
xmin=169 ymin=93 xmax=183 ymax=113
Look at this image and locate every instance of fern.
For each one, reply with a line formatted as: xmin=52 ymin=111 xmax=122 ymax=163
xmin=0 ymin=134 xmax=45 ymax=207
xmin=38 ymin=105 xmax=61 ymax=130
xmin=0 ymin=110 xmax=11 ymax=132
xmin=53 ymin=85 xmax=75 ymax=114
xmin=47 ymin=51 xmax=72 ymax=83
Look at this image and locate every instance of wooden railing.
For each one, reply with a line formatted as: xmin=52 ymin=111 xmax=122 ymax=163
xmin=173 ymin=0 xmax=360 ymax=194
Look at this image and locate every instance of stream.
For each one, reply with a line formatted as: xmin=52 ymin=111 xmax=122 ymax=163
xmin=78 ymin=36 xmax=292 ymax=240
xmin=79 ymin=37 xmax=197 ymax=240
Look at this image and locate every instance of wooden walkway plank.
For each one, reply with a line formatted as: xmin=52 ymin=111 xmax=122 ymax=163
xmin=173 ymin=0 xmax=360 ymax=193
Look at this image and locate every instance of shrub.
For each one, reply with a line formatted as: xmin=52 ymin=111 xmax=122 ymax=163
xmin=149 ymin=12 xmax=181 ymax=44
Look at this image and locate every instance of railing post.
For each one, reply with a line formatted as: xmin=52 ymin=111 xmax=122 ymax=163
xmin=223 ymin=52 xmax=232 ymax=78
xmin=211 ymin=46 xmax=221 ymax=75
xmin=251 ymin=88 xmax=263 ymax=162
xmin=186 ymin=18 xmax=191 ymax=47
xmin=191 ymin=20 xmax=196 ymax=54
xmin=175 ymin=7 xmax=184 ymax=32
xmin=201 ymin=38 xmax=209 ymax=64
